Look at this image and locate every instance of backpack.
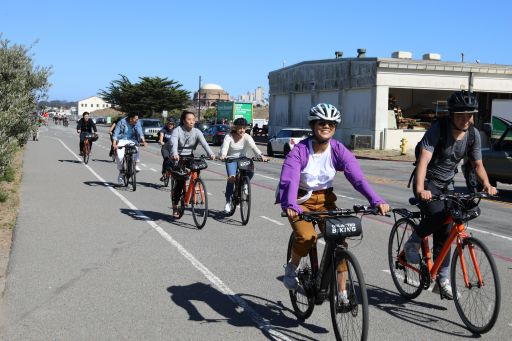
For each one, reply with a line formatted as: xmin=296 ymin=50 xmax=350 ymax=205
xmin=407 ymin=117 xmax=476 ymax=189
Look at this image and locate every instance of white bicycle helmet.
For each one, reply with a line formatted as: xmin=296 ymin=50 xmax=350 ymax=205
xmin=308 ymin=103 xmax=342 ymax=124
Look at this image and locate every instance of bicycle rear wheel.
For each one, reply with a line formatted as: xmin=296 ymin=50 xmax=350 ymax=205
xmin=330 ymin=249 xmax=368 ymax=341
xmin=451 ymin=236 xmax=500 ymax=334
xmin=239 ymin=176 xmax=251 ymax=225
xmin=191 ymin=177 xmax=208 ymax=229
xmin=388 ymin=218 xmax=424 ymax=299
xmin=286 ymin=232 xmax=315 ymax=320
xmin=83 ymin=141 xmax=90 ymax=164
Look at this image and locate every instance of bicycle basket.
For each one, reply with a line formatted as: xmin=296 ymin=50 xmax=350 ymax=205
xmin=170 ymin=164 xmax=188 ymax=177
xmin=84 ymin=133 xmax=95 ymax=139
xmin=189 ymin=159 xmax=208 ymax=171
xmin=237 ymin=158 xmax=254 ymax=171
xmin=451 ymin=199 xmax=481 ymax=222
xmin=324 ymin=216 xmax=362 ymax=242
xmin=124 ymin=145 xmax=137 ymax=155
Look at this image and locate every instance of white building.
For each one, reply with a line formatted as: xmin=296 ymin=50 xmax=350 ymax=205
xmin=78 ymin=96 xmax=112 ymax=117
xmin=268 ymin=51 xmax=512 ymax=150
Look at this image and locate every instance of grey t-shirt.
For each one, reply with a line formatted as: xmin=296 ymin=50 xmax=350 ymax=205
xmin=420 ymin=120 xmax=482 ymax=187
xmin=170 ymin=126 xmax=213 ymax=156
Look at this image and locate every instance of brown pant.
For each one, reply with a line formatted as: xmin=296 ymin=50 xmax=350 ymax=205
xmin=288 ymin=189 xmax=347 ymax=272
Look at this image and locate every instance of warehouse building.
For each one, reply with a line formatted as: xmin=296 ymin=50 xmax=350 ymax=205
xmin=268 ymin=50 xmax=512 ymax=150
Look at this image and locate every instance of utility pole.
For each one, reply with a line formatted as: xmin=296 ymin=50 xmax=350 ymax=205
xmin=197 ymin=76 xmax=201 ymax=122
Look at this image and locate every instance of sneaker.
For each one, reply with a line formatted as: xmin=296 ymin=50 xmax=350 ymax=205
xmin=242 ymin=184 xmax=249 ymax=196
xmin=117 ymin=173 xmax=124 ymax=185
xmin=224 ymin=202 xmax=232 ymax=213
xmin=283 ymin=262 xmax=299 ymax=291
xmin=432 ymin=279 xmax=456 ymax=300
xmin=135 ymin=164 xmax=141 ymax=172
xmin=404 ymin=235 xmax=421 ymax=264
xmin=338 ymin=290 xmax=350 ymax=306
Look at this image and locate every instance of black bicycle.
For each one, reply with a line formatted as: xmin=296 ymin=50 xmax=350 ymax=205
xmin=118 ymin=144 xmax=138 ymax=191
xmin=222 ymin=156 xmax=266 ymax=225
xmin=283 ymin=206 xmax=382 ymax=341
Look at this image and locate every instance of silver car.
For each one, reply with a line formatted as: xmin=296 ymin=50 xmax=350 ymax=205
xmin=140 ymin=119 xmax=163 ymax=142
xmin=267 ymin=128 xmax=312 ymax=157
xmin=481 ymin=122 xmax=512 ymax=187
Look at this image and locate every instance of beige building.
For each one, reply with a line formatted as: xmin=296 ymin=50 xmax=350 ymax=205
xmin=78 ymin=96 xmax=112 ymax=117
xmin=193 ymin=83 xmax=230 ymax=107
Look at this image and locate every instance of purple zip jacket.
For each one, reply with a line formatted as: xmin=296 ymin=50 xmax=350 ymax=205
xmin=278 ymin=138 xmax=385 ymax=213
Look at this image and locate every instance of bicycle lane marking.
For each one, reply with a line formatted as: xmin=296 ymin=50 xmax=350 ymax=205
xmin=56 ymin=138 xmax=291 ymax=341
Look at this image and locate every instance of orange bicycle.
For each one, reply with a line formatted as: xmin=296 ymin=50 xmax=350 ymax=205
xmin=81 ymin=133 xmax=96 ymax=164
xmin=388 ymin=192 xmax=500 ymax=334
xmin=170 ymin=156 xmax=209 ymax=229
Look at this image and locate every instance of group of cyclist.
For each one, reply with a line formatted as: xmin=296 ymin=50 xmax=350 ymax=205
xmin=78 ymin=90 xmax=497 ymax=308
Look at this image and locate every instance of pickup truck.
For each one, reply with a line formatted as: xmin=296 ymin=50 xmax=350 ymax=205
xmin=481 ymin=118 xmax=512 ymax=187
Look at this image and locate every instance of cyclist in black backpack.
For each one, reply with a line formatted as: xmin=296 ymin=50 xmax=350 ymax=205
xmin=404 ymin=90 xmax=497 ymax=300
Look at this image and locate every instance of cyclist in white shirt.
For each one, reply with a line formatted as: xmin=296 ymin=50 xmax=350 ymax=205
xmin=219 ymin=117 xmax=268 ymax=213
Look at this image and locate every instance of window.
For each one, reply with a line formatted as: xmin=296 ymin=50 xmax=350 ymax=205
xmin=292 ymin=130 xmax=312 ymax=138
xmin=277 ymin=130 xmax=291 ymax=138
xmin=97 ymin=104 xmax=99 ymax=107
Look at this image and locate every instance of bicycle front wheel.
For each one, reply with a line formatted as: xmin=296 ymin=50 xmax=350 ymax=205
xmin=286 ymin=232 xmax=315 ymax=320
xmin=131 ymin=159 xmax=137 ymax=191
xmin=83 ymin=142 xmax=90 ymax=164
xmin=240 ymin=176 xmax=251 ymax=225
xmin=451 ymin=236 xmax=500 ymax=334
xmin=330 ymin=249 xmax=368 ymax=341
xmin=388 ymin=218 xmax=424 ymax=299
xmin=191 ymin=177 xmax=208 ymax=229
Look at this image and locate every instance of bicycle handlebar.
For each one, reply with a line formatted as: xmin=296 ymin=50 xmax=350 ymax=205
xmin=220 ymin=156 xmax=268 ymax=163
xmin=280 ymin=205 xmax=385 ymax=220
xmin=430 ymin=192 xmax=491 ymax=201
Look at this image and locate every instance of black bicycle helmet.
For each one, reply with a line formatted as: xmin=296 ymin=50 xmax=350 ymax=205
xmin=233 ymin=117 xmax=248 ymax=126
xmin=447 ymin=91 xmax=478 ymax=113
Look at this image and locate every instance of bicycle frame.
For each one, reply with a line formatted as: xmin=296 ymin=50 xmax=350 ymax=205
xmin=397 ymin=216 xmax=484 ymax=288
xmin=183 ymin=170 xmax=205 ymax=205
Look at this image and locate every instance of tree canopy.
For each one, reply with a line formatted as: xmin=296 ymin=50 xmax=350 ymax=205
xmin=0 ymin=36 xmax=51 ymax=175
xmin=99 ymin=75 xmax=190 ymax=118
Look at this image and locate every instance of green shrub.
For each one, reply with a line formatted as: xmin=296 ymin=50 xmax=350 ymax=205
xmin=0 ymin=166 xmax=15 ymax=182
xmin=0 ymin=190 xmax=7 ymax=203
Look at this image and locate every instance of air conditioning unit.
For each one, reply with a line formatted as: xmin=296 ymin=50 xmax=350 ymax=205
xmin=351 ymin=134 xmax=373 ymax=149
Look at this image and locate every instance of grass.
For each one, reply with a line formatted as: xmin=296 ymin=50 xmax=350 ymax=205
xmin=0 ymin=151 xmax=23 ymax=230
xmin=0 ymin=166 xmax=15 ymax=182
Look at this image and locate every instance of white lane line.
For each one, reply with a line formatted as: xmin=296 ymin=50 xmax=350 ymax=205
xmin=260 ymin=216 xmax=284 ymax=226
xmin=149 ymin=168 xmax=157 ymax=172
xmin=466 ymin=226 xmax=512 ymax=242
xmin=334 ymin=192 xmax=356 ymax=200
xmin=382 ymin=269 xmax=432 ymax=292
xmin=56 ymin=138 xmax=290 ymax=341
xmin=256 ymin=174 xmax=279 ymax=181
xmin=207 ymin=192 xmax=213 ymax=196
xmin=141 ymin=163 xmax=147 ymax=167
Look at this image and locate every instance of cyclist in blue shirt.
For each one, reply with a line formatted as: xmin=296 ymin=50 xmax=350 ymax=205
xmin=112 ymin=113 xmax=147 ymax=184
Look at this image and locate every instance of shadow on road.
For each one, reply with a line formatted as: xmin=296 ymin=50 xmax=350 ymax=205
xmin=209 ymin=209 xmax=244 ymax=226
xmin=58 ymin=159 xmax=81 ymax=164
xmin=83 ymin=181 xmax=113 ymax=187
xmin=119 ymin=208 xmax=199 ymax=230
xmin=91 ymin=158 xmax=115 ymax=163
xmin=167 ymin=283 xmax=325 ymax=340
xmin=366 ymin=284 xmax=477 ymax=338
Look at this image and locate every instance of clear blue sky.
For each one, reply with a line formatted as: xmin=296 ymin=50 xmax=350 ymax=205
xmin=1 ymin=0 xmax=510 ymax=102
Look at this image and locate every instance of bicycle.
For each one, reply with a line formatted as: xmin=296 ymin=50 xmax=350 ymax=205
xmin=388 ymin=192 xmax=500 ymax=334
xmin=117 ymin=144 xmax=138 ymax=191
xmin=81 ymin=133 xmax=95 ymax=164
xmin=170 ymin=155 xmax=209 ymax=229
xmin=283 ymin=206 xmax=382 ymax=341
xmin=222 ymin=156 xmax=267 ymax=225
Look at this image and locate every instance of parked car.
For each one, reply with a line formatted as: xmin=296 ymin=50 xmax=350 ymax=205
xmin=204 ymin=124 xmax=230 ymax=146
xmin=480 ymin=118 xmax=512 ymax=187
xmin=267 ymin=128 xmax=312 ymax=157
xmin=195 ymin=121 xmax=211 ymax=133
xmin=95 ymin=117 xmax=106 ymax=124
xmin=140 ymin=118 xmax=163 ymax=141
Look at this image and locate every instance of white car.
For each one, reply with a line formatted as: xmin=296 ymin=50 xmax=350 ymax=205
xmin=267 ymin=128 xmax=312 ymax=157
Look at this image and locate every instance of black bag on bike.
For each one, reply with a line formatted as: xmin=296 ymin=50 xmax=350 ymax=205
xmin=124 ymin=145 xmax=137 ymax=155
xmin=324 ymin=216 xmax=362 ymax=242
xmin=189 ymin=159 xmax=208 ymax=171
xmin=237 ymin=158 xmax=254 ymax=171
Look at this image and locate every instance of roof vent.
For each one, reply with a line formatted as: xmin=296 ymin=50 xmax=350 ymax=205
xmin=357 ymin=48 xmax=366 ymax=58
xmin=422 ymin=53 xmax=441 ymax=61
xmin=391 ymin=51 xmax=412 ymax=59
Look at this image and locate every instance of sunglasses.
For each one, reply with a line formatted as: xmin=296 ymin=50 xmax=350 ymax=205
xmin=316 ymin=121 xmax=336 ymax=128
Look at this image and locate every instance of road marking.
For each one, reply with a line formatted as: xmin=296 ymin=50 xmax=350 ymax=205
xmin=467 ymin=227 xmax=512 ymax=242
xmin=256 ymin=174 xmax=279 ymax=181
xmin=141 ymin=163 xmax=147 ymax=167
xmin=207 ymin=192 xmax=212 ymax=196
xmin=149 ymin=168 xmax=157 ymax=172
xmin=260 ymin=216 xmax=284 ymax=226
xmin=56 ymin=138 xmax=290 ymax=341
xmin=334 ymin=192 xmax=356 ymax=200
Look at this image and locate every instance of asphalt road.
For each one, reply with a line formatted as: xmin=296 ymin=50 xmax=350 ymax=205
xmin=1 ymin=124 xmax=511 ymax=340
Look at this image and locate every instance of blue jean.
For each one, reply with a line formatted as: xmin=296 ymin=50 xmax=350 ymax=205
xmin=225 ymin=160 xmax=253 ymax=201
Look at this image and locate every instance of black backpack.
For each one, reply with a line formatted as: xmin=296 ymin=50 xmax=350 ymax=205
xmin=407 ymin=117 xmax=477 ymax=190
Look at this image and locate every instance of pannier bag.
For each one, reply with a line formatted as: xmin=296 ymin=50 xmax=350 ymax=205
xmin=324 ymin=216 xmax=362 ymax=242
xmin=189 ymin=159 xmax=208 ymax=171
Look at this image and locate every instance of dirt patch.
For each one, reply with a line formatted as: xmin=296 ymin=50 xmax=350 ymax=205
xmin=0 ymin=149 xmax=23 ymax=294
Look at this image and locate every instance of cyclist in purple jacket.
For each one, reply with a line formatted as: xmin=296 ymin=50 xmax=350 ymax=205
xmin=277 ymin=103 xmax=390 ymax=304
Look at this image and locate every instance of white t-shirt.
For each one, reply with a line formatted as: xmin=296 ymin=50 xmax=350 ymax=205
xmin=297 ymin=140 xmax=336 ymax=203
xmin=220 ymin=133 xmax=263 ymax=158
